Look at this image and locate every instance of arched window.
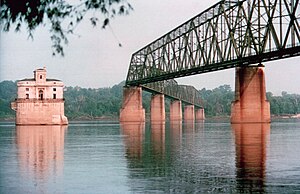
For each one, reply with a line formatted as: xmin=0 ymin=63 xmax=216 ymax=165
xmin=39 ymin=90 xmax=44 ymax=100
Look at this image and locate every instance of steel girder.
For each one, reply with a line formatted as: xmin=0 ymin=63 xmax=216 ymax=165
xmin=126 ymin=0 xmax=300 ymax=86
xmin=142 ymin=79 xmax=203 ymax=107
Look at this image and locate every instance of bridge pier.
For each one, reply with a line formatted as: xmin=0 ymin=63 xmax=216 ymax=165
xmin=184 ymin=105 xmax=195 ymax=122
xmin=195 ymin=108 xmax=205 ymax=121
xmin=170 ymin=100 xmax=182 ymax=121
xmin=231 ymin=66 xmax=270 ymax=123
xmin=119 ymin=87 xmax=145 ymax=122
xmin=150 ymin=94 xmax=165 ymax=122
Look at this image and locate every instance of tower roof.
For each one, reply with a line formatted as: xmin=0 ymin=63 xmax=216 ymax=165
xmin=19 ymin=78 xmax=62 ymax=82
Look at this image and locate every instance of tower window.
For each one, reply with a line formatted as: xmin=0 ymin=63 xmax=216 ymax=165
xmin=26 ymin=94 xmax=29 ymax=99
xmin=53 ymin=88 xmax=56 ymax=91
xmin=40 ymin=75 xmax=43 ymax=79
xmin=26 ymin=88 xmax=29 ymax=91
xmin=53 ymin=94 xmax=56 ymax=99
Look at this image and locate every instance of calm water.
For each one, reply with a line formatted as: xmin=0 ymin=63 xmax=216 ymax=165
xmin=0 ymin=120 xmax=300 ymax=193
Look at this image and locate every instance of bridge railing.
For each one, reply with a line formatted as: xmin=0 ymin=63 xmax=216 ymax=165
xmin=125 ymin=0 xmax=300 ymax=86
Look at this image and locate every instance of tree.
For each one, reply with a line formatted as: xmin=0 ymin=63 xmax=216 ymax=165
xmin=0 ymin=0 xmax=133 ymax=56
xmin=198 ymin=85 xmax=234 ymax=116
xmin=0 ymin=81 xmax=17 ymax=118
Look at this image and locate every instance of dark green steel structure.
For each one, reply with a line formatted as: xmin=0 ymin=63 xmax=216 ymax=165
xmin=125 ymin=0 xmax=300 ymax=107
xmin=143 ymin=80 xmax=203 ymax=107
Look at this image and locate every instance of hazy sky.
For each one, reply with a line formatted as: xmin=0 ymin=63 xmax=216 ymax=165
xmin=0 ymin=0 xmax=299 ymax=95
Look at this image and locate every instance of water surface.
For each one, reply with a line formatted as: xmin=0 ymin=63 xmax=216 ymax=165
xmin=0 ymin=120 xmax=299 ymax=193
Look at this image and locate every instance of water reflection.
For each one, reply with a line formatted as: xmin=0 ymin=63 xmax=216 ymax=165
xmin=120 ymin=121 xmax=175 ymax=192
xmin=183 ymin=121 xmax=195 ymax=133
xmin=1 ymin=120 xmax=300 ymax=193
xmin=151 ymin=122 xmax=165 ymax=156
xmin=232 ymin=123 xmax=270 ymax=193
xmin=16 ymin=125 xmax=67 ymax=193
xmin=120 ymin=122 xmax=145 ymax=160
xmin=170 ymin=121 xmax=182 ymax=149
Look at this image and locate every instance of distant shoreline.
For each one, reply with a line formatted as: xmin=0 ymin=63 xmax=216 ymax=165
xmin=2 ymin=114 xmax=300 ymax=123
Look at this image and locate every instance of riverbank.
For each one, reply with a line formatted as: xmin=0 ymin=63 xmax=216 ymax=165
xmin=2 ymin=114 xmax=300 ymax=123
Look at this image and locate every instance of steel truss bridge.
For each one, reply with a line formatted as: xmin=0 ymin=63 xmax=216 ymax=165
xmin=125 ymin=0 xmax=300 ymax=106
xmin=143 ymin=80 xmax=203 ymax=107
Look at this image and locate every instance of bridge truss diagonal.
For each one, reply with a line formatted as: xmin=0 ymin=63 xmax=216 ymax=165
xmin=126 ymin=0 xmax=300 ymax=86
xmin=141 ymin=80 xmax=203 ymax=108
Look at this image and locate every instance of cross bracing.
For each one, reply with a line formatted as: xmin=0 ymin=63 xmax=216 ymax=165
xmin=126 ymin=0 xmax=300 ymax=86
xmin=142 ymin=79 xmax=203 ymax=107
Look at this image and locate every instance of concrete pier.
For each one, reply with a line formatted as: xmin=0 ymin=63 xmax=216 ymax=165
xmin=150 ymin=94 xmax=165 ymax=122
xmin=119 ymin=87 xmax=145 ymax=122
xmin=170 ymin=100 xmax=182 ymax=121
xmin=195 ymin=108 xmax=205 ymax=121
xmin=231 ymin=66 xmax=270 ymax=123
xmin=184 ymin=105 xmax=195 ymax=122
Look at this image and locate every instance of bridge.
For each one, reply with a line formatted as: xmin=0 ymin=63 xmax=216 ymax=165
xmin=120 ymin=0 xmax=300 ymax=123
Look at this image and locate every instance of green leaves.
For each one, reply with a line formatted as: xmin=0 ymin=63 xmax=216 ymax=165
xmin=63 ymin=81 xmax=125 ymax=119
xmin=0 ymin=0 xmax=133 ymax=56
xmin=1 ymin=80 xmax=300 ymax=120
xmin=199 ymin=85 xmax=234 ymax=117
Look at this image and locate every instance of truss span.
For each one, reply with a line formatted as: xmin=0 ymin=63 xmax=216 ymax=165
xmin=142 ymin=80 xmax=203 ymax=107
xmin=126 ymin=0 xmax=300 ymax=86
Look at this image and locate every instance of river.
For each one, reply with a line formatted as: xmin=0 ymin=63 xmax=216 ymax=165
xmin=0 ymin=120 xmax=299 ymax=193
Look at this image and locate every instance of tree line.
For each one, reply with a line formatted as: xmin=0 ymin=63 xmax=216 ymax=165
xmin=1 ymin=80 xmax=300 ymax=120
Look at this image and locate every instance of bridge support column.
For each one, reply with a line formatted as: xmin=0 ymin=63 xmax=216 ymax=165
xmin=170 ymin=100 xmax=182 ymax=121
xmin=119 ymin=87 xmax=145 ymax=122
xmin=195 ymin=108 xmax=205 ymax=121
xmin=150 ymin=94 xmax=165 ymax=122
xmin=231 ymin=66 xmax=270 ymax=123
xmin=184 ymin=105 xmax=195 ymax=122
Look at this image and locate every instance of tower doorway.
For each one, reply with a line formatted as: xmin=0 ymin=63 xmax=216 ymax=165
xmin=39 ymin=90 xmax=44 ymax=100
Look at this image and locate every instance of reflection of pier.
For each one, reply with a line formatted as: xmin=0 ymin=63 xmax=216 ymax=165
xmin=170 ymin=121 xmax=182 ymax=148
xmin=16 ymin=125 xmax=67 ymax=192
xmin=232 ymin=123 xmax=270 ymax=193
xmin=120 ymin=122 xmax=145 ymax=160
xmin=151 ymin=122 xmax=165 ymax=156
xmin=121 ymin=121 xmax=211 ymax=192
xmin=183 ymin=121 xmax=195 ymax=133
xmin=120 ymin=121 xmax=182 ymax=191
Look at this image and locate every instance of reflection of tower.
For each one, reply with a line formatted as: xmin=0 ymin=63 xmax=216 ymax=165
xmin=120 ymin=122 xmax=145 ymax=159
xmin=16 ymin=125 xmax=66 ymax=191
xmin=232 ymin=123 xmax=270 ymax=193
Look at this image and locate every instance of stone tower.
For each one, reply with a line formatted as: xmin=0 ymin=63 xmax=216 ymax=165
xmin=11 ymin=67 xmax=68 ymax=125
